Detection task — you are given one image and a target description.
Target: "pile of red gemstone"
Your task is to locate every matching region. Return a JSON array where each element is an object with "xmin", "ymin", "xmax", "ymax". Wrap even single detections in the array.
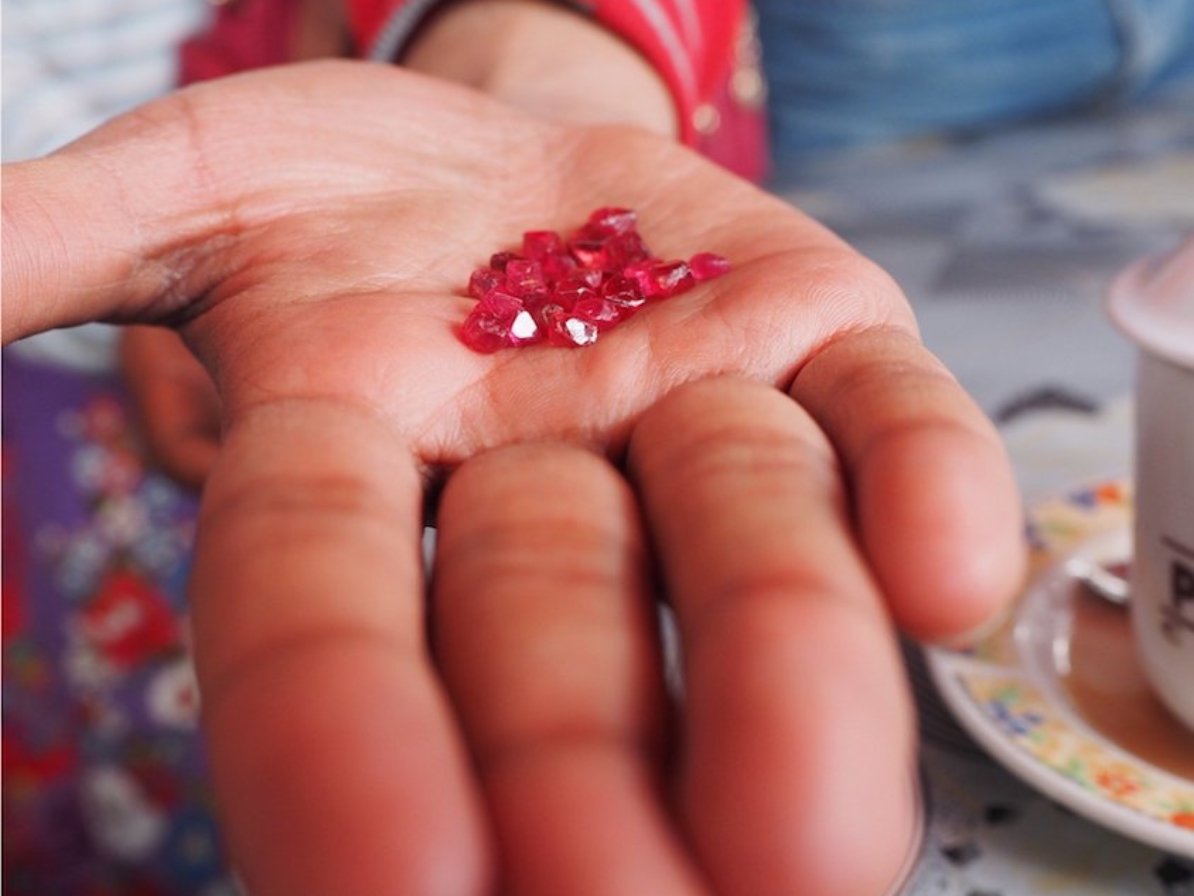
[{"xmin": 459, "ymin": 207, "xmax": 729, "ymax": 353}]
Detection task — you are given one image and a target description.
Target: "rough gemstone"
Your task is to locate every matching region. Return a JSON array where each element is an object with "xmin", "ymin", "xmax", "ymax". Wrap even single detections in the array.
[
  {"xmin": 586, "ymin": 206, "xmax": 637, "ymax": 237},
  {"xmin": 605, "ymin": 231, "xmax": 650, "ymax": 268},
  {"xmin": 568, "ymin": 237, "xmax": 607, "ymax": 269},
  {"xmin": 621, "ymin": 261, "xmax": 655, "ymax": 296},
  {"xmin": 489, "ymin": 251, "xmax": 519, "ymax": 271},
  {"xmin": 460, "ymin": 310, "xmax": 510, "ymax": 353},
  {"xmin": 504, "ymin": 259, "xmax": 546, "ymax": 298},
  {"xmin": 643, "ymin": 261, "xmax": 695, "ymax": 299},
  {"xmin": 542, "ymin": 252, "xmax": 578, "ymax": 282},
  {"xmin": 478, "ymin": 290, "xmax": 523, "ymax": 320},
  {"xmin": 573, "ymin": 295, "xmax": 626, "ymax": 330},
  {"xmin": 468, "ymin": 267, "xmax": 505, "ymax": 300},
  {"xmin": 553, "ymin": 276, "xmax": 597, "ymax": 311},
  {"xmin": 543, "ymin": 306, "xmax": 599, "ymax": 347},
  {"xmin": 601, "ymin": 275, "xmax": 646, "ymax": 308},
  {"xmin": 523, "ymin": 230, "xmax": 563, "ymax": 260},
  {"xmin": 689, "ymin": 251, "xmax": 731, "ymax": 281}
]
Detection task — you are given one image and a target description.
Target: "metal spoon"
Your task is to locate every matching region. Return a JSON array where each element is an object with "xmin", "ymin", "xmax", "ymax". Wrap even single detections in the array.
[{"xmin": 1071, "ymin": 557, "xmax": 1132, "ymax": 607}]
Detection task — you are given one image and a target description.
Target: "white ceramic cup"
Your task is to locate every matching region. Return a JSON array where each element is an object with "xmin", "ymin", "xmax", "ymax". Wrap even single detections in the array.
[{"xmin": 1108, "ymin": 237, "xmax": 1194, "ymax": 730}]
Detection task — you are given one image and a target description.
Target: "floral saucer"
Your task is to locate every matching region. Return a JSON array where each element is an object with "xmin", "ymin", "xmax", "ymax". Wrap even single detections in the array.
[{"xmin": 926, "ymin": 480, "xmax": 1194, "ymax": 857}]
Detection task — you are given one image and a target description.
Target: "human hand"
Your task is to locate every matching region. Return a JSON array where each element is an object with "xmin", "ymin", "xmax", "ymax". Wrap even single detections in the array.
[{"xmin": 3, "ymin": 62, "xmax": 1022, "ymax": 896}]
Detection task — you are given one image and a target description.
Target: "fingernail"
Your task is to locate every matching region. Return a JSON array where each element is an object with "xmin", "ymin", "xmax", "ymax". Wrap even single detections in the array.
[{"xmin": 934, "ymin": 605, "xmax": 1012, "ymax": 651}]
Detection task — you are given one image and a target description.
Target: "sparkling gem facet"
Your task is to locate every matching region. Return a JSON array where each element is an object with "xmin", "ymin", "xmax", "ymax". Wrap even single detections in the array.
[
  {"xmin": 542, "ymin": 306, "xmax": 599, "ymax": 347},
  {"xmin": 508, "ymin": 309, "xmax": 541, "ymax": 345}
]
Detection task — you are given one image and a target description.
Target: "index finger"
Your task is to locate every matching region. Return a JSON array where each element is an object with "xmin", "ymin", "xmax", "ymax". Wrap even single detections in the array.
[{"xmin": 188, "ymin": 399, "xmax": 490, "ymax": 896}]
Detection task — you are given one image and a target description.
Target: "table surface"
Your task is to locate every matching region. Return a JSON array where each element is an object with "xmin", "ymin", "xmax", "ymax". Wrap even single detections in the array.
[{"xmin": 772, "ymin": 85, "xmax": 1194, "ymax": 895}]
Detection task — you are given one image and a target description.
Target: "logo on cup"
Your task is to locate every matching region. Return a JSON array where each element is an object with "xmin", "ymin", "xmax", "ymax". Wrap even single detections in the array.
[{"xmin": 1161, "ymin": 537, "xmax": 1194, "ymax": 646}]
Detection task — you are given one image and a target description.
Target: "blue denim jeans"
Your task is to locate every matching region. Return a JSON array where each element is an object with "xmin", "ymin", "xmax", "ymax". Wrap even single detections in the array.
[{"xmin": 756, "ymin": 0, "xmax": 1194, "ymax": 157}]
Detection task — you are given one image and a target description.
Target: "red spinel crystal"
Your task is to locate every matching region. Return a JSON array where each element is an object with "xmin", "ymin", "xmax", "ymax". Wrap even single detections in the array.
[
  {"xmin": 489, "ymin": 251, "xmax": 519, "ymax": 272},
  {"xmin": 689, "ymin": 252, "xmax": 731, "ymax": 281},
  {"xmin": 568, "ymin": 237, "xmax": 607, "ymax": 269},
  {"xmin": 478, "ymin": 290, "xmax": 523, "ymax": 320},
  {"xmin": 522, "ymin": 230, "xmax": 563, "ymax": 260},
  {"xmin": 468, "ymin": 267, "xmax": 504, "ymax": 300},
  {"xmin": 573, "ymin": 295, "xmax": 626, "ymax": 330},
  {"xmin": 460, "ymin": 310, "xmax": 510, "ymax": 353},
  {"xmin": 586, "ymin": 207, "xmax": 637, "ymax": 237},
  {"xmin": 542, "ymin": 252, "xmax": 578, "ymax": 282},
  {"xmin": 553, "ymin": 276, "xmax": 597, "ymax": 311},
  {"xmin": 643, "ymin": 261, "xmax": 695, "ymax": 299},
  {"xmin": 602, "ymin": 275, "xmax": 646, "ymax": 308},
  {"xmin": 543, "ymin": 306, "xmax": 599, "ymax": 347},
  {"xmin": 605, "ymin": 231, "xmax": 650, "ymax": 269},
  {"xmin": 504, "ymin": 259, "xmax": 546, "ymax": 298}
]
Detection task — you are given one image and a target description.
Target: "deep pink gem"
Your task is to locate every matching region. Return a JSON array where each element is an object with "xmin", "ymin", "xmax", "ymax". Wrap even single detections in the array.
[
  {"xmin": 489, "ymin": 251, "xmax": 519, "ymax": 272},
  {"xmin": 602, "ymin": 275, "xmax": 646, "ymax": 308},
  {"xmin": 542, "ymin": 253, "xmax": 578, "ymax": 283},
  {"xmin": 573, "ymin": 295, "xmax": 626, "ymax": 330},
  {"xmin": 689, "ymin": 252, "xmax": 730, "ymax": 281},
  {"xmin": 504, "ymin": 259, "xmax": 546, "ymax": 298},
  {"xmin": 478, "ymin": 290, "xmax": 523, "ymax": 320},
  {"xmin": 522, "ymin": 230, "xmax": 563, "ymax": 260},
  {"xmin": 586, "ymin": 207, "xmax": 637, "ymax": 237},
  {"xmin": 621, "ymin": 261, "xmax": 655, "ymax": 296},
  {"xmin": 460, "ymin": 309, "xmax": 510, "ymax": 354},
  {"xmin": 578, "ymin": 268, "xmax": 604, "ymax": 288},
  {"xmin": 553, "ymin": 276, "xmax": 597, "ymax": 311},
  {"xmin": 467, "ymin": 267, "xmax": 504, "ymax": 300},
  {"xmin": 543, "ymin": 306, "xmax": 599, "ymax": 347},
  {"xmin": 569, "ymin": 237, "xmax": 607, "ymax": 270},
  {"xmin": 605, "ymin": 232, "xmax": 650, "ymax": 269},
  {"xmin": 643, "ymin": 261, "xmax": 695, "ymax": 299}
]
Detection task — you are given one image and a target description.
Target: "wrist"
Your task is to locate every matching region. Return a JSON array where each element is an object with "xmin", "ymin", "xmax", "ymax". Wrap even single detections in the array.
[{"xmin": 400, "ymin": 1, "xmax": 677, "ymax": 137}]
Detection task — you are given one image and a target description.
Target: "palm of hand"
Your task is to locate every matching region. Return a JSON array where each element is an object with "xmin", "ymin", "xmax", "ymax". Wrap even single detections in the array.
[{"xmin": 168, "ymin": 63, "xmax": 903, "ymax": 462}]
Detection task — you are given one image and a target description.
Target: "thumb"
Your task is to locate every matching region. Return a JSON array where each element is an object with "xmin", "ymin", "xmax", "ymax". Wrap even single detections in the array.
[{"xmin": 2, "ymin": 93, "xmax": 228, "ymax": 344}]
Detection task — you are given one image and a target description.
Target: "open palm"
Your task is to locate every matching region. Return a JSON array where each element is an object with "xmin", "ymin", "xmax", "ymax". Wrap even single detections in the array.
[{"xmin": 8, "ymin": 61, "xmax": 1023, "ymax": 896}]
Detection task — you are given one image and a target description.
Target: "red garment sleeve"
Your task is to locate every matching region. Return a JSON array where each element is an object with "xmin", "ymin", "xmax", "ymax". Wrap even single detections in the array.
[{"xmin": 346, "ymin": 0, "xmax": 767, "ymax": 180}]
